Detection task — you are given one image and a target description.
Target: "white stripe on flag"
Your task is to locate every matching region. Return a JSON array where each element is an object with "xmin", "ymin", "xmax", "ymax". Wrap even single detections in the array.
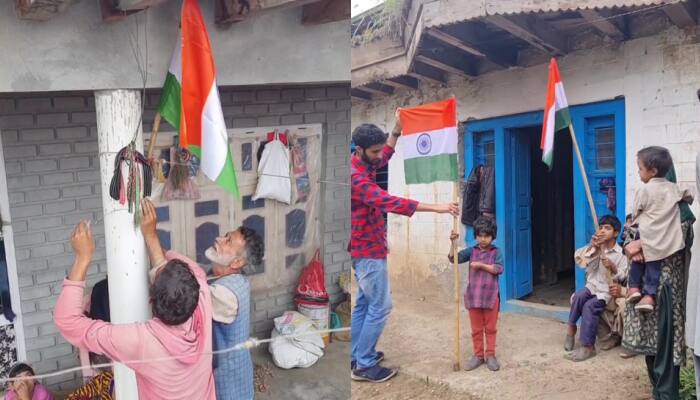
[
  {"xmin": 402, "ymin": 126, "xmax": 458, "ymax": 160},
  {"xmin": 542, "ymin": 106, "xmax": 555, "ymax": 155},
  {"xmin": 201, "ymin": 82, "xmax": 229, "ymax": 180},
  {"xmin": 168, "ymin": 36, "xmax": 182, "ymax": 82},
  {"xmin": 554, "ymin": 81, "xmax": 568, "ymax": 111}
]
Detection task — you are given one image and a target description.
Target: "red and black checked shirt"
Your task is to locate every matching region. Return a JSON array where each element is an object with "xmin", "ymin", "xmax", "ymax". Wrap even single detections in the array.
[{"xmin": 351, "ymin": 145, "xmax": 418, "ymax": 259}]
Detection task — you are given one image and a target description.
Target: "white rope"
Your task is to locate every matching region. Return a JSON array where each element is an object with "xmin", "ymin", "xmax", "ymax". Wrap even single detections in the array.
[{"xmin": 0, "ymin": 327, "xmax": 351, "ymax": 384}]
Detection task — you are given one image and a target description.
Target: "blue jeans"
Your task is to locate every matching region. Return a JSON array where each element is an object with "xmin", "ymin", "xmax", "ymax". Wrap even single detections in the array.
[
  {"xmin": 351, "ymin": 258, "xmax": 392, "ymax": 370},
  {"xmin": 629, "ymin": 259, "xmax": 662, "ymax": 296}
]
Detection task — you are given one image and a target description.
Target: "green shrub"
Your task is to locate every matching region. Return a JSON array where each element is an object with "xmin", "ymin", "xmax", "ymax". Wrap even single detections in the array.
[{"xmin": 681, "ymin": 364, "xmax": 696, "ymax": 400}]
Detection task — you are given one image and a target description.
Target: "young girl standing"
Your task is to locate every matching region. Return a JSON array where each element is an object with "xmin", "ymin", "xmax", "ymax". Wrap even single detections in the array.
[{"xmin": 449, "ymin": 217, "xmax": 504, "ymax": 371}]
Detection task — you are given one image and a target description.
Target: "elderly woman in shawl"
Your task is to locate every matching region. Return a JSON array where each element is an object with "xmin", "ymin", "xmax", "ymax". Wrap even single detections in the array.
[{"xmin": 621, "ymin": 156, "xmax": 695, "ymax": 400}]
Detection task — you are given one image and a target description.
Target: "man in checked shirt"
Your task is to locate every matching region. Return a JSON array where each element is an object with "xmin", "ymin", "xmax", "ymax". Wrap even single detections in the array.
[{"xmin": 350, "ymin": 112, "xmax": 459, "ymax": 383}]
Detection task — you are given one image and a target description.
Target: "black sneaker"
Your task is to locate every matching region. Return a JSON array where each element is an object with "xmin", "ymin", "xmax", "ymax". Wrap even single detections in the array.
[
  {"xmin": 351, "ymin": 365, "xmax": 398, "ymax": 383},
  {"xmin": 351, "ymin": 351, "xmax": 385, "ymax": 370}
]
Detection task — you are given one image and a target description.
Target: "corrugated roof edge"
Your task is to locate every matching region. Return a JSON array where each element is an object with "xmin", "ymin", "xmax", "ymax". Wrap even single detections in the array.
[
  {"xmin": 425, "ymin": 0, "xmax": 669, "ymax": 29},
  {"xmin": 485, "ymin": 0, "xmax": 668, "ymax": 17}
]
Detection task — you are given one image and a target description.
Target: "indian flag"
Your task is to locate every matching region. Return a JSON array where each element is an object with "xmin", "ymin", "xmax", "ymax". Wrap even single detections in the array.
[
  {"xmin": 158, "ymin": 0, "xmax": 239, "ymax": 197},
  {"xmin": 540, "ymin": 58, "xmax": 572, "ymax": 170},
  {"xmin": 399, "ymin": 98, "xmax": 459, "ymax": 184}
]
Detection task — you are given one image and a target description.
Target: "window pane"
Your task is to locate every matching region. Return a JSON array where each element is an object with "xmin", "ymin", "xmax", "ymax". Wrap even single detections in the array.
[
  {"xmin": 196, "ymin": 222, "xmax": 219, "ymax": 264},
  {"xmin": 242, "ymin": 195, "xmax": 265, "ymax": 210},
  {"xmin": 155, "ymin": 206, "xmax": 170, "ymax": 222},
  {"xmin": 286, "ymin": 254, "xmax": 300, "ymax": 269},
  {"xmin": 595, "ymin": 127, "xmax": 615, "ymax": 170},
  {"xmin": 194, "ymin": 200, "xmax": 219, "ymax": 217},
  {"xmin": 484, "ymin": 141, "xmax": 495, "ymax": 167},
  {"xmin": 286, "ymin": 209, "xmax": 306, "ymax": 249},
  {"xmin": 243, "ymin": 215, "xmax": 265, "ymax": 275},
  {"xmin": 242, "ymin": 143, "xmax": 253, "ymax": 171},
  {"xmin": 157, "ymin": 229, "xmax": 171, "ymax": 250}
]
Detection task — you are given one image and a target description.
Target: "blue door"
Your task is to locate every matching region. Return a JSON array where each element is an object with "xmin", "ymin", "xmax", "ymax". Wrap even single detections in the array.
[
  {"xmin": 570, "ymin": 100, "xmax": 626, "ymax": 290},
  {"xmin": 508, "ymin": 129, "xmax": 533, "ymax": 298},
  {"xmin": 465, "ymin": 99, "xmax": 625, "ymax": 307}
]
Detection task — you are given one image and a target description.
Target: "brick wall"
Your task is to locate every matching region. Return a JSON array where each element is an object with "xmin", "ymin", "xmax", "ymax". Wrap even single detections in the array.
[{"xmin": 0, "ymin": 83, "xmax": 350, "ymax": 390}]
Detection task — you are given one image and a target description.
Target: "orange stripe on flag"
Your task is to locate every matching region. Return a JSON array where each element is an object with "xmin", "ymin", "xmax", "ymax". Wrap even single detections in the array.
[
  {"xmin": 180, "ymin": 0, "xmax": 216, "ymax": 149},
  {"xmin": 399, "ymin": 98, "xmax": 457, "ymax": 136},
  {"xmin": 540, "ymin": 58, "xmax": 561, "ymax": 150}
]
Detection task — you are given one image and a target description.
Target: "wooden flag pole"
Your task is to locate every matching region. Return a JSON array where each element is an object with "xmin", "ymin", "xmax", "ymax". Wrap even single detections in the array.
[
  {"xmin": 452, "ymin": 182, "xmax": 461, "ymax": 371},
  {"xmin": 452, "ymin": 103, "xmax": 461, "ymax": 371},
  {"xmin": 568, "ymin": 125, "xmax": 612, "ymax": 283},
  {"xmin": 146, "ymin": 112, "xmax": 163, "ymax": 160}
]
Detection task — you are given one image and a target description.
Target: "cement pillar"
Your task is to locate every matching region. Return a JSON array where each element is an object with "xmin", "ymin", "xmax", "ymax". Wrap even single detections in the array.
[{"xmin": 95, "ymin": 89, "xmax": 151, "ymax": 399}]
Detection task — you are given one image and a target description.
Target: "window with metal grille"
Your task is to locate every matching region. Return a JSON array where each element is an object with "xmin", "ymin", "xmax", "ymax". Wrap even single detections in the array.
[
  {"xmin": 594, "ymin": 127, "xmax": 615, "ymax": 171},
  {"xmin": 474, "ymin": 130, "xmax": 495, "ymax": 167}
]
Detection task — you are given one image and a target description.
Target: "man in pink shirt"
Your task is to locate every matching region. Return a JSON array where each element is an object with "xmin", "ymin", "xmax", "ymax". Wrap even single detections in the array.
[{"xmin": 54, "ymin": 199, "xmax": 215, "ymax": 400}]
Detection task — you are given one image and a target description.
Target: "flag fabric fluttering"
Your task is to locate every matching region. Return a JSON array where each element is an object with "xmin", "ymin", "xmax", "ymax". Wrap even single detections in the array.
[
  {"xmin": 540, "ymin": 58, "xmax": 572, "ymax": 170},
  {"xmin": 398, "ymin": 98, "xmax": 459, "ymax": 184},
  {"xmin": 158, "ymin": 0, "xmax": 239, "ymax": 197}
]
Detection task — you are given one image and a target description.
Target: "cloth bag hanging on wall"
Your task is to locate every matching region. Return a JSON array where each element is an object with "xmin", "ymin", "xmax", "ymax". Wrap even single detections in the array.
[{"xmin": 253, "ymin": 131, "xmax": 291, "ymax": 204}]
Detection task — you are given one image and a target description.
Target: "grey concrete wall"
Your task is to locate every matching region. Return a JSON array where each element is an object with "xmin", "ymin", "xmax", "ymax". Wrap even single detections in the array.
[
  {"xmin": 0, "ymin": 84, "xmax": 350, "ymax": 391},
  {"xmin": 0, "ymin": 1, "xmax": 350, "ymax": 92}
]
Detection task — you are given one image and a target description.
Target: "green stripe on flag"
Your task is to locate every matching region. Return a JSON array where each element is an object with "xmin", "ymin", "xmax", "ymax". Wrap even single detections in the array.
[
  {"xmin": 542, "ymin": 150, "xmax": 553, "ymax": 170},
  {"xmin": 158, "ymin": 73, "xmax": 181, "ymax": 129},
  {"xmin": 216, "ymin": 150, "xmax": 240, "ymax": 197},
  {"xmin": 554, "ymin": 107, "xmax": 571, "ymax": 132},
  {"xmin": 187, "ymin": 145, "xmax": 240, "ymax": 197},
  {"xmin": 404, "ymin": 153, "xmax": 459, "ymax": 184}
]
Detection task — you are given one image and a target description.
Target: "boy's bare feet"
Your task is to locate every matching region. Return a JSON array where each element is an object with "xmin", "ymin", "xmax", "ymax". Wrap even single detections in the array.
[
  {"xmin": 564, "ymin": 334, "xmax": 575, "ymax": 351},
  {"xmin": 564, "ymin": 324, "xmax": 576, "ymax": 351},
  {"xmin": 565, "ymin": 346, "xmax": 596, "ymax": 362}
]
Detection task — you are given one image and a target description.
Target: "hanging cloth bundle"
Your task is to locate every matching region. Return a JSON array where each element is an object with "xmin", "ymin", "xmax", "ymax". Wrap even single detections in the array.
[
  {"xmin": 162, "ymin": 147, "xmax": 200, "ymax": 201},
  {"xmin": 109, "ymin": 143, "xmax": 153, "ymax": 225},
  {"xmin": 253, "ymin": 130, "xmax": 291, "ymax": 204}
]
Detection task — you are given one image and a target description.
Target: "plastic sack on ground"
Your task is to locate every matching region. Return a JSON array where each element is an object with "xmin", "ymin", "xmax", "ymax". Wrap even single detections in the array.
[{"xmin": 269, "ymin": 311, "xmax": 325, "ymax": 369}]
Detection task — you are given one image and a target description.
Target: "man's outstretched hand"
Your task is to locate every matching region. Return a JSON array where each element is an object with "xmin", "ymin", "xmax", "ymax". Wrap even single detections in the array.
[
  {"xmin": 69, "ymin": 220, "xmax": 95, "ymax": 281},
  {"xmin": 140, "ymin": 198, "xmax": 158, "ymax": 239},
  {"xmin": 140, "ymin": 198, "xmax": 167, "ymax": 269},
  {"xmin": 71, "ymin": 220, "xmax": 94, "ymax": 264},
  {"xmin": 417, "ymin": 202, "xmax": 460, "ymax": 216},
  {"xmin": 439, "ymin": 202, "xmax": 460, "ymax": 216}
]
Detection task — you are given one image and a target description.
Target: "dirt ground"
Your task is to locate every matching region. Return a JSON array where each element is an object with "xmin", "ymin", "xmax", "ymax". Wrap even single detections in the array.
[{"xmin": 352, "ymin": 290, "xmax": 653, "ymax": 400}]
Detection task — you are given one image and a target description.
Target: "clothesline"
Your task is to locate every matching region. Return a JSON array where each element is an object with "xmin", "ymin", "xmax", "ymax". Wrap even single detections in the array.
[{"xmin": 0, "ymin": 327, "xmax": 351, "ymax": 385}]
